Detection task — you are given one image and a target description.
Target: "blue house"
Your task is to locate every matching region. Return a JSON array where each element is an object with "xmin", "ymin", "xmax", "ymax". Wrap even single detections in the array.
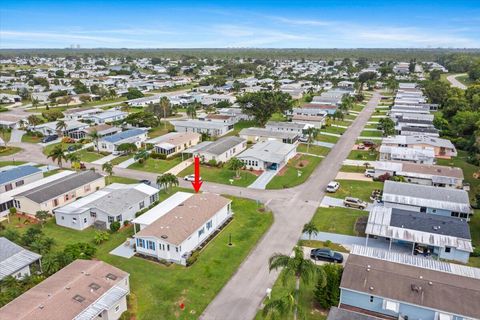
[
  {"xmin": 382, "ymin": 181, "xmax": 472, "ymax": 220},
  {"xmin": 338, "ymin": 245, "xmax": 480, "ymax": 320}
]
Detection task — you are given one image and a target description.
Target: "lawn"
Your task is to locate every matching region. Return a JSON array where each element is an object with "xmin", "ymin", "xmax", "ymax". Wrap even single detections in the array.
[
  {"xmin": 178, "ymin": 164, "xmax": 258, "ymax": 187},
  {"xmin": 347, "ymin": 150, "xmax": 378, "ymax": 161},
  {"xmin": 267, "ymin": 154, "xmax": 322, "ymax": 189},
  {"xmin": 351, "ymin": 104, "xmax": 364, "ymax": 112},
  {"xmin": 128, "ymin": 157, "xmax": 183, "ymax": 174},
  {"xmin": 73, "ymin": 149, "xmax": 105, "ymax": 163},
  {"xmin": 148, "ymin": 122, "xmax": 174, "ymax": 138},
  {"xmin": 81, "ymin": 97, "xmax": 127, "ymax": 107},
  {"xmin": 330, "ymin": 120, "xmax": 351, "ymax": 127},
  {"xmin": 297, "ymin": 144, "xmax": 330, "ymax": 157},
  {"xmin": 329, "ymin": 180, "xmax": 384, "ymax": 202},
  {"xmin": 323, "ymin": 126, "xmax": 345, "ymax": 135},
  {"xmin": 110, "ymin": 154, "xmax": 132, "ymax": 166},
  {"xmin": 360, "ymin": 130, "xmax": 383, "ymax": 137},
  {"xmin": 106, "ymin": 175, "xmax": 140, "ymax": 185},
  {"xmin": 42, "ymin": 142, "xmax": 82, "ymax": 156},
  {"xmin": 0, "ymin": 146, "xmax": 22, "ymax": 156},
  {"xmin": 225, "ymin": 120, "xmax": 256, "ymax": 136},
  {"xmin": 0, "ymin": 160, "xmax": 26, "ymax": 167},
  {"xmin": 316, "ymin": 134, "xmax": 339, "ymax": 144},
  {"xmin": 270, "ymin": 112, "xmax": 287, "ymax": 122},
  {"xmin": 21, "ymin": 134, "xmax": 42, "ymax": 143},
  {"xmin": 339, "ymin": 165, "xmax": 372, "ymax": 173},
  {"xmin": 310, "ymin": 206, "xmax": 368, "ymax": 236},
  {"xmin": 367, "ymin": 117, "xmax": 381, "ymax": 123}
]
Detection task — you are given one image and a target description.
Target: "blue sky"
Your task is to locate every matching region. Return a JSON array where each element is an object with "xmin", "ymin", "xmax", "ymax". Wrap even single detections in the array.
[{"xmin": 1, "ymin": 0, "xmax": 480, "ymax": 48}]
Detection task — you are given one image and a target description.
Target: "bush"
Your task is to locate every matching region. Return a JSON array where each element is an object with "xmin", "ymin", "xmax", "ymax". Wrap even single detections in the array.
[
  {"xmin": 86, "ymin": 146, "xmax": 94, "ymax": 152},
  {"xmin": 123, "ymin": 220, "xmax": 130, "ymax": 227},
  {"xmin": 208, "ymin": 159, "xmax": 217, "ymax": 167},
  {"xmin": 186, "ymin": 250, "xmax": 200, "ymax": 266},
  {"xmin": 110, "ymin": 221, "xmax": 121, "ymax": 232},
  {"xmin": 472, "ymin": 247, "xmax": 480, "ymax": 257},
  {"xmin": 9, "ymin": 207, "xmax": 17, "ymax": 215}
]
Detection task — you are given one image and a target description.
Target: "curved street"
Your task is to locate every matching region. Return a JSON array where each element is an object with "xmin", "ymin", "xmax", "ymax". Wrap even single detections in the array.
[
  {"xmin": 446, "ymin": 73, "xmax": 467, "ymax": 90},
  {"xmin": 0, "ymin": 91, "xmax": 381, "ymax": 320}
]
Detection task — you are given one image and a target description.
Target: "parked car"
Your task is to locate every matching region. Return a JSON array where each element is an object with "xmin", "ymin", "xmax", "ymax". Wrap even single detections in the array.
[
  {"xmin": 364, "ymin": 169, "xmax": 375, "ymax": 177},
  {"xmin": 310, "ymin": 248, "xmax": 344, "ymax": 263},
  {"xmin": 67, "ymin": 145, "xmax": 77, "ymax": 152},
  {"xmin": 139, "ymin": 179, "xmax": 151, "ymax": 185},
  {"xmin": 326, "ymin": 181, "xmax": 340, "ymax": 193},
  {"xmin": 362, "ymin": 140, "xmax": 376, "ymax": 148},
  {"xmin": 184, "ymin": 174, "xmax": 202, "ymax": 182},
  {"xmin": 357, "ymin": 143, "xmax": 366, "ymax": 150},
  {"xmin": 41, "ymin": 134, "xmax": 58, "ymax": 143},
  {"xmin": 113, "ymin": 150, "xmax": 127, "ymax": 156},
  {"xmin": 343, "ymin": 197, "xmax": 367, "ymax": 210},
  {"xmin": 298, "ymin": 136, "xmax": 309, "ymax": 143}
]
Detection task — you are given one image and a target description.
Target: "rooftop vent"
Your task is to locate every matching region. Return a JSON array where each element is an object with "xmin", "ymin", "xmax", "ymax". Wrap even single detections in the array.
[
  {"xmin": 106, "ymin": 273, "xmax": 117, "ymax": 281},
  {"xmin": 73, "ymin": 294, "xmax": 85, "ymax": 303},
  {"xmin": 411, "ymin": 284, "xmax": 422, "ymax": 293},
  {"xmin": 89, "ymin": 283, "xmax": 101, "ymax": 291},
  {"xmin": 161, "ymin": 235, "xmax": 168, "ymax": 239}
]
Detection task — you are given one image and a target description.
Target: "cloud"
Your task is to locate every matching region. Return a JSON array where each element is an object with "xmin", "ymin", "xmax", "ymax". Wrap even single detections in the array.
[{"xmin": 269, "ymin": 16, "xmax": 331, "ymax": 26}]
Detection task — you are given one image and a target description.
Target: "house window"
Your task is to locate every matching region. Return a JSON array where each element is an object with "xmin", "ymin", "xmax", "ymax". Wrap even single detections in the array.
[
  {"xmin": 53, "ymin": 199, "xmax": 59, "ymax": 206},
  {"xmin": 445, "ymin": 247, "xmax": 452, "ymax": 253},
  {"xmin": 451, "ymin": 212, "xmax": 460, "ymax": 217},
  {"xmin": 64, "ymin": 194, "xmax": 70, "ymax": 201},
  {"xmin": 61, "ymin": 216, "xmax": 64, "ymax": 220},
  {"xmin": 83, "ymin": 217, "xmax": 87, "ymax": 223},
  {"xmin": 136, "ymin": 238, "xmax": 145, "ymax": 248},
  {"xmin": 198, "ymin": 227, "xmax": 205, "ymax": 237},
  {"xmin": 72, "ymin": 217, "xmax": 77, "ymax": 224},
  {"xmin": 460, "ymin": 213, "xmax": 469, "ymax": 219},
  {"xmin": 108, "ymin": 216, "xmax": 114, "ymax": 223},
  {"xmin": 369, "ymin": 296, "xmax": 374, "ymax": 303},
  {"xmin": 206, "ymin": 220, "xmax": 213, "ymax": 230},
  {"xmin": 382, "ymin": 299, "xmax": 399, "ymax": 313},
  {"xmin": 5, "ymin": 184, "xmax": 12, "ymax": 191},
  {"xmin": 115, "ymin": 305, "xmax": 120, "ymax": 312},
  {"xmin": 84, "ymin": 184, "xmax": 91, "ymax": 192},
  {"xmin": 139, "ymin": 201, "xmax": 145, "ymax": 209},
  {"xmin": 147, "ymin": 241, "xmax": 155, "ymax": 250},
  {"xmin": 167, "ymin": 244, "xmax": 170, "ymax": 251},
  {"xmin": 116, "ymin": 215, "xmax": 122, "ymax": 222},
  {"xmin": 15, "ymin": 180, "xmax": 24, "ymax": 187},
  {"xmin": 90, "ymin": 212, "xmax": 97, "ymax": 218}
]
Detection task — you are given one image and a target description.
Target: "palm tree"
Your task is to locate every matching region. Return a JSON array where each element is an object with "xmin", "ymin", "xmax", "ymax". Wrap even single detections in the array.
[
  {"xmin": 0, "ymin": 127, "xmax": 10, "ymax": 147},
  {"xmin": 262, "ymin": 291, "xmax": 295, "ymax": 320},
  {"xmin": 88, "ymin": 130, "xmax": 101, "ymax": 152},
  {"xmin": 102, "ymin": 162, "xmax": 114, "ymax": 176},
  {"xmin": 227, "ymin": 157, "xmax": 244, "ymax": 178},
  {"xmin": 31, "ymin": 98, "xmax": 40, "ymax": 110},
  {"xmin": 156, "ymin": 173, "xmax": 178, "ymax": 193},
  {"xmin": 269, "ymin": 246, "xmax": 325, "ymax": 320},
  {"xmin": 156, "ymin": 174, "xmax": 168, "ymax": 192},
  {"xmin": 160, "ymin": 96, "xmax": 170, "ymax": 128},
  {"xmin": 66, "ymin": 153, "xmax": 80, "ymax": 168},
  {"xmin": 304, "ymin": 127, "xmax": 319, "ymax": 153},
  {"xmin": 56, "ymin": 120, "xmax": 67, "ymax": 137},
  {"xmin": 47, "ymin": 145, "xmax": 67, "ymax": 167},
  {"xmin": 27, "ymin": 114, "xmax": 41, "ymax": 130},
  {"xmin": 42, "ymin": 253, "xmax": 60, "ymax": 275},
  {"xmin": 302, "ymin": 222, "xmax": 318, "ymax": 240},
  {"xmin": 186, "ymin": 104, "xmax": 197, "ymax": 119}
]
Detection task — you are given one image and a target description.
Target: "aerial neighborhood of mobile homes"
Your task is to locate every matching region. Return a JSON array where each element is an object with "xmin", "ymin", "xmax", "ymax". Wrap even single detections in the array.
[{"xmin": 0, "ymin": 48, "xmax": 479, "ymax": 320}]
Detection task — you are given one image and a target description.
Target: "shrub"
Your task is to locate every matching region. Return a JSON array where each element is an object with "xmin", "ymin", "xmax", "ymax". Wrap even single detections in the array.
[
  {"xmin": 86, "ymin": 146, "xmax": 94, "ymax": 152},
  {"xmin": 324, "ymin": 240, "xmax": 332, "ymax": 247},
  {"xmin": 472, "ymin": 247, "xmax": 480, "ymax": 257},
  {"xmin": 150, "ymin": 152, "xmax": 166, "ymax": 160},
  {"xmin": 123, "ymin": 220, "xmax": 130, "ymax": 227},
  {"xmin": 186, "ymin": 250, "xmax": 200, "ymax": 266},
  {"xmin": 110, "ymin": 221, "xmax": 121, "ymax": 232},
  {"xmin": 208, "ymin": 159, "xmax": 217, "ymax": 167},
  {"xmin": 9, "ymin": 207, "xmax": 17, "ymax": 215}
]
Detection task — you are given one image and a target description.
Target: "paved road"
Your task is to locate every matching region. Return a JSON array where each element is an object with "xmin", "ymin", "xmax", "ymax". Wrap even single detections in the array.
[
  {"xmin": 446, "ymin": 73, "xmax": 467, "ymax": 90},
  {"xmin": 1, "ymin": 91, "xmax": 382, "ymax": 320},
  {"xmin": 200, "ymin": 91, "xmax": 381, "ymax": 320}
]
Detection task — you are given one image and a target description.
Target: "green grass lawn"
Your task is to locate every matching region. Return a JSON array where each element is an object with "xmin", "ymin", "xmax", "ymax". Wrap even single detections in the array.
[
  {"xmin": 367, "ymin": 117, "xmax": 381, "ymax": 123},
  {"xmin": 329, "ymin": 180, "xmax": 383, "ymax": 202},
  {"xmin": 128, "ymin": 157, "xmax": 183, "ymax": 174},
  {"xmin": 316, "ymin": 134, "xmax": 339, "ymax": 144},
  {"xmin": 106, "ymin": 175, "xmax": 140, "ymax": 185},
  {"xmin": 345, "ymin": 114, "xmax": 357, "ymax": 120},
  {"xmin": 267, "ymin": 155, "xmax": 322, "ymax": 189},
  {"xmin": 347, "ymin": 150, "xmax": 378, "ymax": 161},
  {"xmin": 323, "ymin": 126, "xmax": 346, "ymax": 135},
  {"xmin": 351, "ymin": 104, "xmax": 364, "ymax": 112},
  {"xmin": 73, "ymin": 149, "xmax": 105, "ymax": 163},
  {"xmin": 297, "ymin": 144, "xmax": 330, "ymax": 157},
  {"xmin": 339, "ymin": 165, "xmax": 373, "ymax": 173},
  {"xmin": 148, "ymin": 122, "xmax": 174, "ymax": 138},
  {"xmin": 270, "ymin": 112, "xmax": 287, "ymax": 122},
  {"xmin": 110, "ymin": 154, "xmax": 132, "ymax": 166},
  {"xmin": 311, "ymin": 206, "xmax": 368, "ymax": 236},
  {"xmin": 81, "ymin": 97, "xmax": 127, "ymax": 107},
  {"xmin": 360, "ymin": 130, "xmax": 383, "ymax": 137},
  {"xmin": 0, "ymin": 160, "xmax": 26, "ymax": 167},
  {"xmin": 21, "ymin": 134, "xmax": 42, "ymax": 143},
  {"xmin": 0, "ymin": 146, "xmax": 22, "ymax": 156},
  {"xmin": 178, "ymin": 165, "xmax": 258, "ymax": 187},
  {"xmin": 42, "ymin": 142, "xmax": 82, "ymax": 156},
  {"xmin": 43, "ymin": 168, "xmax": 66, "ymax": 177},
  {"xmin": 225, "ymin": 120, "xmax": 256, "ymax": 136},
  {"xmin": 330, "ymin": 120, "xmax": 351, "ymax": 127}
]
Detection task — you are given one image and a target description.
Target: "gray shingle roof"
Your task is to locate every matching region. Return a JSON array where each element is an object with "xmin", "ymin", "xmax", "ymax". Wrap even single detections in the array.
[
  {"xmin": 0, "ymin": 165, "xmax": 41, "ymax": 185},
  {"xmin": 16, "ymin": 170, "xmax": 104, "ymax": 203},
  {"xmin": 390, "ymin": 208, "xmax": 471, "ymax": 239}
]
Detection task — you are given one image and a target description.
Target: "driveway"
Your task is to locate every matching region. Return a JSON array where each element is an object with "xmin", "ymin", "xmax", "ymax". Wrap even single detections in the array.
[
  {"xmin": 335, "ymin": 172, "xmax": 372, "ymax": 181},
  {"xmin": 248, "ymin": 170, "xmax": 277, "ymax": 190},
  {"xmin": 311, "ymin": 140, "xmax": 335, "ymax": 148},
  {"xmin": 9, "ymin": 129, "xmax": 25, "ymax": 143},
  {"xmin": 302, "ymin": 246, "xmax": 349, "ymax": 267}
]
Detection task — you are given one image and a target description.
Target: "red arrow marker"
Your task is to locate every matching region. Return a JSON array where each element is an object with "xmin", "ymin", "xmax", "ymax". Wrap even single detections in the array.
[{"xmin": 191, "ymin": 156, "xmax": 202, "ymax": 193}]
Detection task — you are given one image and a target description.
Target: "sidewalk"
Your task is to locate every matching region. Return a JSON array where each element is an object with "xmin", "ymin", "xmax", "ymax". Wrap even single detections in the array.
[{"xmin": 248, "ymin": 170, "xmax": 276, "ymax": 189}]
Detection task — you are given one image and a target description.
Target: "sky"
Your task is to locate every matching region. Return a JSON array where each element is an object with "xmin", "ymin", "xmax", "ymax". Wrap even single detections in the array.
[{"xmin": 1, "ymin": 0, "xmax": 480, "ymax": 49}]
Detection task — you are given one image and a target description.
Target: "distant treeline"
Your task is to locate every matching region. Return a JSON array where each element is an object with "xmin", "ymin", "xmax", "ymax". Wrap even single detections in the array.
[{"xmin": 1, "ymin": 48, "xmax": 480, "ymax": 62}]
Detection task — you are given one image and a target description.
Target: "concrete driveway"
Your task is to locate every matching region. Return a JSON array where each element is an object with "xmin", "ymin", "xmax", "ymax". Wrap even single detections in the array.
[{"xmin": 335, "ymin": 172, "xmax": 373, "ymax": 181}]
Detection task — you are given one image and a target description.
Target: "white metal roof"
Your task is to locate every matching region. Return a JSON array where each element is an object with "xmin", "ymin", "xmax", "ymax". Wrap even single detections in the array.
[
  {"xmin": 132, "ymin": 192, "xmax": 193, "ymax": 226},
  {"xmin": 351, "ymin": 245, "xmax": 480, "ymax": 280},
  {"xmin": 73, "ymin": 286, "xmax": 129, "ymax": 320}
]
